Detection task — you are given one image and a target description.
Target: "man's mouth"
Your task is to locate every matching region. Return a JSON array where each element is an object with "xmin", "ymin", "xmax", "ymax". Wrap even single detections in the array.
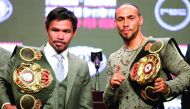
[
  {"xmin": 54, "ymin": 40, "xmax": 66, "ymax": 46},
  {"xmin": 122, "ymin": 28, "xmax": 132, "ymax": 32}
]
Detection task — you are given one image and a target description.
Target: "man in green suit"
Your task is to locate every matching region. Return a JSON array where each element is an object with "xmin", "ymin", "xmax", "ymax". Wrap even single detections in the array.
[
  {"xmin": 0, "ymin": 7, "xmax": 93, "ymax": 109},
  {"xmin": 43, "ymin": 7, "xmax": 93, "ymax": 109}
]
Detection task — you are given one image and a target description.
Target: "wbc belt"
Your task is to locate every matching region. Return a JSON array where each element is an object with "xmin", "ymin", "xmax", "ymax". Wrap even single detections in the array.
[
  {"xmin": 129, "ymin": 40, "xmax": 165, "ymax": 105},
  {"xmin": 11, "ymin": 46, "xmax": 55, "ymax": 109}
]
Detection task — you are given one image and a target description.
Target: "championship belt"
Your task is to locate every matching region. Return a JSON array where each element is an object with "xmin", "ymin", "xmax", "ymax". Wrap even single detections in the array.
[
  {"xmin": 13, "ymin": 62, "xmax": 53, "ymax": 93},
  {"xmin": 129, "ymin": 40, "xmax": 165, "ymax": 105},
  {"xmin": 11, "ymin": 47, "xmax": 55, "ymax": 109}
]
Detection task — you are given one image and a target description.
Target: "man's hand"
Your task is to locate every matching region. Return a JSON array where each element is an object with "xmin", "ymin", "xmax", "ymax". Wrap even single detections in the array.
[
  {"xmin": 110, "ymin": 65, "xmax": 125, "ymax": 89},
  {"xmin": 153, "ymin": 77, "xmax": 170, "ymax": 94},
  {"xmin": 35, "ymin": 99, "xmax": 41, "ymax": 109},
  {"xmin": 3, "ymin": 104, "xmax": 16, "ymax": 109}
]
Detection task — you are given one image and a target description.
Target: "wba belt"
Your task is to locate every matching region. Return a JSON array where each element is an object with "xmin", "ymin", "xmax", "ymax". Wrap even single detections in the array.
[
  {"xmin": 129, "ymin": 39, "xmax": 165, "ymax": 106},
  {"xmin": 11, "ymin": 46, "xmax": 55, "ymax": 109}
]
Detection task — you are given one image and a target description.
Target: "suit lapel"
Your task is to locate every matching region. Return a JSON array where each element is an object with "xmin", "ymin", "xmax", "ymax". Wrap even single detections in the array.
[
  {"xmin": 39, "ymin": 44, "xmax": 56, "ymax": 80},
  {"xmin": 65, "ymin": 53, "xmax": 78, "ymax": 105}
]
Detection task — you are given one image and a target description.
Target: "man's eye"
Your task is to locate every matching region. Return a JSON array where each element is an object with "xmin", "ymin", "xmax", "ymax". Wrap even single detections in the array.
[
  {"xmin": 52, "ymin": 29, "xmax": 59, "ymax": 32},
  {"xmin": 129, "ymin": 17, "xmax": 134, "ymax": 20},
  {"xmin": 116, "ymin": 18, "xmax": 124, "ymax": 21},
  {"xmin": 63, "ymin": 30, "xmax": 71, "ymax": 33}
]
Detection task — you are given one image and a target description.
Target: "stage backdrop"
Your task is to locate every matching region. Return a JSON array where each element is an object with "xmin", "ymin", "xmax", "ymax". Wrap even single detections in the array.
[{"xmin": 0, "ymin": 1, "xmax": 190, "ymax": 108}]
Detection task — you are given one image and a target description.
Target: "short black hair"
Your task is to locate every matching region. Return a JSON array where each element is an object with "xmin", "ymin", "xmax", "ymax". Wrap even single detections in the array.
[{"xmin": 45, "ymin": 7, "xmax": 78, "ymax": 32}]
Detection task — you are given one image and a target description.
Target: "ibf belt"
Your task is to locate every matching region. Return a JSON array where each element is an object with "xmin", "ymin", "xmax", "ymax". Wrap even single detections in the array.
[
  {"xmin": 12, "ymin": 47, "xmax": 54, "ymax": 109},
  {"xmin": 129, "ymin": 40, "xmax": 164, "ymax": 105},
  {"xmin": 13, "ymin": 62, "xmax": 53, "ymax": 93}
]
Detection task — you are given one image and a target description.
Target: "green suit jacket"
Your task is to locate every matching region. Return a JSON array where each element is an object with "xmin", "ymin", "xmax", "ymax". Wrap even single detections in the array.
[
  {"xmin": 43, "ymin": 52, "xmax": 93, "ymax": 109},
  {"xmin": 0, "ymin": 45, "xmax": 93, "ymax": 109},
  {"xmin": 0, "ymin": 46, "xmax": 56, "ymax": 109}
]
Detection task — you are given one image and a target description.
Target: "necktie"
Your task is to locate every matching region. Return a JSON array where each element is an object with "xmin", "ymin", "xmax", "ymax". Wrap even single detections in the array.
[{"xmin": 54, "ymin": 54, "xmax": 64, "ymax": 82}]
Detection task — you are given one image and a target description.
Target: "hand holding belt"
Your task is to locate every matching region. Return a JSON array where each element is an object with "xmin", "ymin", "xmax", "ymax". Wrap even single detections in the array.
[{"xmin": 129, "ymin": 40, "xmax": 164, "ymax": 103}]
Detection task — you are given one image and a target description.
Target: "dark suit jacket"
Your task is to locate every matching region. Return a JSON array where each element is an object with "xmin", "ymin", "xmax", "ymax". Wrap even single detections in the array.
[{"xmin": 186, "ymin": 44, "xmax": 190, "ymax": 63}]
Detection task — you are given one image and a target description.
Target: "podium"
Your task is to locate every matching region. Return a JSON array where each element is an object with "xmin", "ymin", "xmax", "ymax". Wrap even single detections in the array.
[{"xmin": 92, "ymin": 91, "xmax": 107, "ymax": 109}]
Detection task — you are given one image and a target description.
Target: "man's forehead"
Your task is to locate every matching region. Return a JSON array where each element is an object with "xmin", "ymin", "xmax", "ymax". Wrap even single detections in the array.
[
  {"xmin": 116, "ymin": 5, "xmax": 139, "ymax": 16},
  {"xmin": 117, "ymin": 4, "xmax": 137, "ymax": 13}
]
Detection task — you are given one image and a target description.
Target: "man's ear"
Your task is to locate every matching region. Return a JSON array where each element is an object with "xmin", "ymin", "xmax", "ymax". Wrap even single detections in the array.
[
  {"xmin": 73, "ymin": 31, "xmax": 77, "ymax": 37},
  {"xmin": 114, "ymin": 19, "xmax": 118, "ymax": 27},
  {"xmin": 139, "ymin": 16, "xmax": 143, "ymax": 26}
]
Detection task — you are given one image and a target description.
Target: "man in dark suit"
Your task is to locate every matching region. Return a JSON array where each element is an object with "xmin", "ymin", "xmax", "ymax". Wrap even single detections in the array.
[
  {"xmin": 0, "ymin": 47, "xmax": 11, "ymax": 67},
  {"xmin": 181, "ymin": 44, "xmax": 190, "ymax": 109},
  {"xmin": 0, "ymin": 7, "xmax": 93, "ymax": 109}
]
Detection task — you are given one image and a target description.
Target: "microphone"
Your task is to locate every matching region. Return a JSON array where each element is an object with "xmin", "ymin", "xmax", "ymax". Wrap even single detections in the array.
[
  {"xmin": 94, "ymin": 54, "xmax": 101, "ymax": 69},
  {"xmin": 91, "ymin": 49, "xmax": 102, "ymax": 70},
  {"xmin": 91, "ymin": 49, "xmax": 102, "ymax": 91}
]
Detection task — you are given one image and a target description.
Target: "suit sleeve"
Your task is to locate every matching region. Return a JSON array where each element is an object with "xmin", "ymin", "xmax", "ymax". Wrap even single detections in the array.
[
  {"xmin": 0, "ymin": 48, "xmax": 13, "ymax": 107},
  {"xmin": 0, "ymin": 60, "xmax": 14, "ymax": 107},
  {"xmin": 78, "ymin": 62, "xmax": 93, "ymax": 109},
  {"xmin": 0, "ymin": 47, "xmax": 11, "ymax": 67}
]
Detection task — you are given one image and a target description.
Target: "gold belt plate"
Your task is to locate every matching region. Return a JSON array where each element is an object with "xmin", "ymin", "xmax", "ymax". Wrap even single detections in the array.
[
  {"xmin": 130, "ymin": 53, "xmax": 161, "ymax": 85},
  {"xmin": 13, "ymin": 63, "xmax": 53, "ymax": 93}
]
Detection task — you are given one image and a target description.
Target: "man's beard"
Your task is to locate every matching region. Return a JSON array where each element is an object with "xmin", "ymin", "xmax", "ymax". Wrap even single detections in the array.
[
  {"xmin": 53, "ymin": 44, "xmax": 67, "ymax": 54},
  {"xmin": 120, "ymin": 29, "xmax": 138, "ymax": 43}
]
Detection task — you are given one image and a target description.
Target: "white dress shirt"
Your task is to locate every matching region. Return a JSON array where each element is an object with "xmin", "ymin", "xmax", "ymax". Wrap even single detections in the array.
[{"xmin": 44, "ymin": 43, "xmax": 68, "ymax": 81}]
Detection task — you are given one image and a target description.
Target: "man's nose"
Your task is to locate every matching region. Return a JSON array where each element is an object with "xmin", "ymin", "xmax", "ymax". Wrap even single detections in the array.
[
  {"xmin": 123, "ymin": 19, "xmax": 129, "ymax": 27},
  {"xmin": 57, "ymin": 32, "xmax": 64, "ymax": 39}
]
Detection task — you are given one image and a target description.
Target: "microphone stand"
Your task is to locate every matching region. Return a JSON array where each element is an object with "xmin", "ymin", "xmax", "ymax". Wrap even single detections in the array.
[
  {"xmin": 95, "ymin": 69, "xmax": 100, "ymax": 91},
  {"xmin": 91, "ymin": 51, "xmax": 102, "ymax": 91},
  {"xmin": 94, "ymin": 56, "xmax": 100, "ymax": 91}
]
